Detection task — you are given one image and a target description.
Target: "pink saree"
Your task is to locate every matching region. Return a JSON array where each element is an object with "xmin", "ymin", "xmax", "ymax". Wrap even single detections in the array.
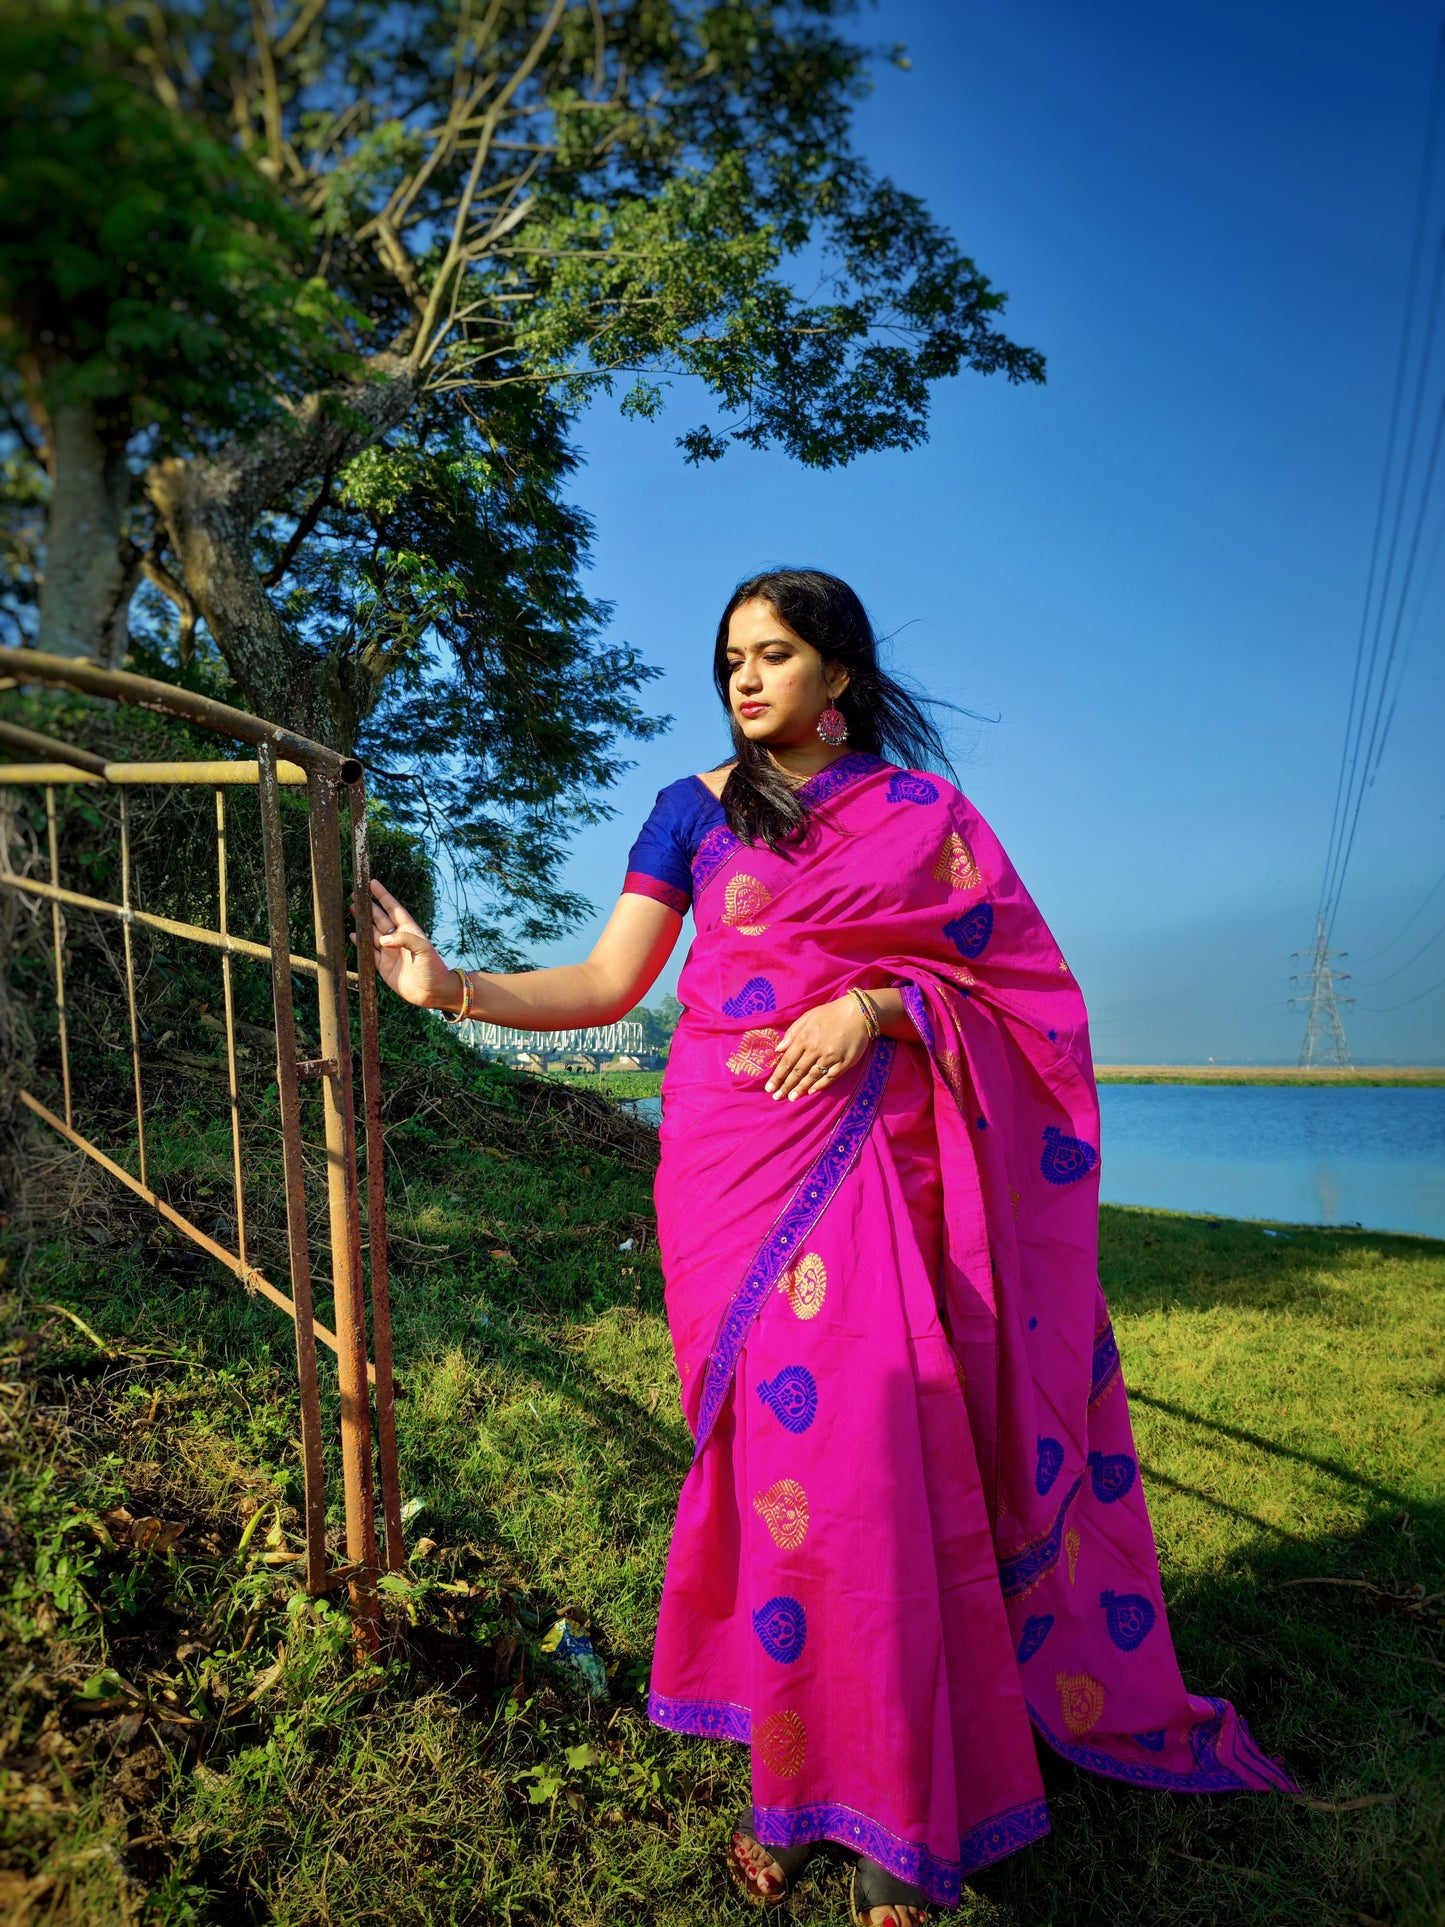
[{"xmin": 646, "ymin": 754, "xmax": 1294, "ymax": 1905}]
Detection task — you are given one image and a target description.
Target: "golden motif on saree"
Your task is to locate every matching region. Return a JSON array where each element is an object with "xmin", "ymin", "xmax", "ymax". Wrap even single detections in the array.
[
  {"xmin": 753, "ymin": 1477, "xmax": 810, "ymax": 1551},
  {"xmin": 726, "ymin": 1027, "xmax": 783, "ymax": 1078},
  {"xmin": 754, "ymin": 1708, "xmax": 807, "ymax": 1778},
  {"xmin": 1065, "ymin": 1526, "xmax": 1081, "ymax": 1586},
  {"xmin": 1056, "ymin": 1671, "xmax": 1105, "ymax": 1736},
  {"xmin": 778, "ymin": 1251, "xmax": 827, "ymax": 1319},
  {"xmin": 932, "ymin": 830, "xmax": 981, "ymax": 891},
  {"xmin": 723, "ymin": 873, "xmax": 772, "ymax": 934}
]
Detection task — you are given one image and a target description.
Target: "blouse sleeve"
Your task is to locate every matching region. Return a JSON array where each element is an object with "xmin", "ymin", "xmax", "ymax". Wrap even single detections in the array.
[{"xmin": 622, "ymin": 784, "xmax": 697, "ymax": 914}]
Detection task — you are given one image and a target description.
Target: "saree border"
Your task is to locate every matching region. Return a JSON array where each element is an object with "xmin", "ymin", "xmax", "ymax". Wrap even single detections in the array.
[
  {"xmin": 753, "ymin": 1794, "xmax": 1050, "ymax": 1907},
  {"xmin": 646, "ymin": 1688, "xmax": 751, "ymax": 1744},
  {"xmin": 692, "ymin": 1038, "xmax": 897, "ymax": 1458},
  {"xmin": 1026, "ymin": 1695, "xmax": 1298, "ymax": 1794}
]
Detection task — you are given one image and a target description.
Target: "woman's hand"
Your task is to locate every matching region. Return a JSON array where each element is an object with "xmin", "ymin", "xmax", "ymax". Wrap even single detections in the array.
[
  {"xmin": 363, "ymin": 878, "xmax": 464, "ymax": 1010},
  {"xmin": 765, "ymin": 994, "xmax": 871, "ymax": 1101}
]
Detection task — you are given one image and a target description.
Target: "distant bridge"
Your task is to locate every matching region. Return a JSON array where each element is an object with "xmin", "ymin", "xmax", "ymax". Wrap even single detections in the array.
[{"xmin": 454, "ymin": 1018, "xmax": 647, "ymax": 1064}]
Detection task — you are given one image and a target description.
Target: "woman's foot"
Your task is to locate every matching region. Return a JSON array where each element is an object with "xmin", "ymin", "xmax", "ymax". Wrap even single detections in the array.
[
  {"xmin": 850, "ymin": 1857, "xmax": 933, "ymax": 1926},
  {"xmin": 728, "ymin": 1827, "xmax": 787, "ymax": 1901}
]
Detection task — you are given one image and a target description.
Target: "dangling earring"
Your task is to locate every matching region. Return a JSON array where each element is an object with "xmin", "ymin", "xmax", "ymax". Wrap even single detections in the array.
[{"xmin": 817, "ymin": 697, "xmax": 848, "ymax": 747}]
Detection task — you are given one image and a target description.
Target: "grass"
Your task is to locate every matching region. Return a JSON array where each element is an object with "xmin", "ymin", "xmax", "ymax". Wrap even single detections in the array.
[{"xmin": 1, "ymin": 1050, "xmax": 1442, "ymax": 1926}]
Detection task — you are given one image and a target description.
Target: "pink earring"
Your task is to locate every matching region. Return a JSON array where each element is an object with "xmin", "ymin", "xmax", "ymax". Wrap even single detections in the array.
[{"xmin": 817, "ymin": 701, "xmax": 848, "ymax": 747}]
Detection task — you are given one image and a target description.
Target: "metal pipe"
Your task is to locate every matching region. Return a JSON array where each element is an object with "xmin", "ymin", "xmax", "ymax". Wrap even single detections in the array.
[
  {"xmin": 43, "ymin": 788, "xmax": 72, "ymax": 1129},
  {"xmin": 347, "ymin": 777, "xmax": 404, "ymax": 1571},
  {"xmin": 0, "ymin": 718, "xmax": 107, "ymax": 773},
  {"xmin": 14, "ymin": 1088, "xmax": 369, "ymax": 1374},
  {"xmin": 308, "ymin": 773, "xmax": 379, "ymax": 1638},
  {"xmin": 0, "ymin": 647, "xmax": 362, "ymax": 782},
  {"xmin": 0, "ymin": 869, "xmax": 356, "ymax": 982},
  {"xmin": 116, "ymin": 793, "xmax": 149, "ymax": 1191},
  {"xmin": 216, "ymin": 790, "xmax": 249, "ymax": 1270},
  {"xmin": 256, "ymin": 743, "xmax": 330, "ymax": 1596},
  {"xmin": 0, "ymin": 760, "xmax": 308, "ymax": 786}
]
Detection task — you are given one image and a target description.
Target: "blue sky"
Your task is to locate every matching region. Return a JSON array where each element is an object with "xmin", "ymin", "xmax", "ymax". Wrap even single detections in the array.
[{"xmin": 522, "ymin": 0, "xmax": 1445, "ymax": 1065}]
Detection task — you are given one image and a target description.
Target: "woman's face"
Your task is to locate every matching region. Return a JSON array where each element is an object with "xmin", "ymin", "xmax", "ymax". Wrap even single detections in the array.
[{"xmin": 723, "ymin": 598, "xmax": 848, "ymax": 747}]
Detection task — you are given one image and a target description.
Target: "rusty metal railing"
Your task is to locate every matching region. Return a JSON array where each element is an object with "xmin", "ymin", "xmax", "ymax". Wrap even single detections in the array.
[{"xmin": 0, "ymin": 647, "xmax": 402, "ymax": 1641}]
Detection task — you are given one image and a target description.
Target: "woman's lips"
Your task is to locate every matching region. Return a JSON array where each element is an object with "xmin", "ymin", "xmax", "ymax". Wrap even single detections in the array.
[{"xmin": 738, "ymin": 702, "xmax": 768, "ymax": 717}]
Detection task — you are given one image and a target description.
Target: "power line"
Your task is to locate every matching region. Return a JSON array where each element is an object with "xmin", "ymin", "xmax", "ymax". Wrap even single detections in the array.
[
  {"xmin": 1354, "ymin": 911, "xmax": 1445, "ymax": 985},
  {"xmin": 1355, "ymin": 860, "xmax": 1445, "ymax": 960},
  {"xmin": 1358, "ymin": 967, "xmax": 1445, "ymax": 1012},
  {"xmin": 1317, "ymin": 22, "xmax": 1445, "ymax": 931}
]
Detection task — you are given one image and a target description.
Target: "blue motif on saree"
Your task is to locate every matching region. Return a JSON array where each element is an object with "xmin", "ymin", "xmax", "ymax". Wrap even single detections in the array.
[
  {"xmin": 753, "ymin": 1595, "xmax": 807, "ymax": 1663},
  {"xmin": 998, "ymin": 1476, "xmax": 1083, "ymax": 1599},
  {"xmin": 692, "ymin": 1040, "xmax": 896, "ymax": 1458},
  {"xmin": 1132, "ymin": 1728, "xmax": 1167, "ymax": 1753},
  {"xmin": 1040, "ymin": 1124, "xmax": 1098, "ymax": 1185},
  {"xmin": 1101, "ymin": 1589, "xmax": 1156, "ymax": 1651},
  {"xmin": 722, "ymin": 976, "xmax": 778, "ymax": 1019},
  {"xmin": 756, "ymin": 1366, "xmax": 818, "ymax": 1434},
  {"xmin": 1087, "ymin": 1449, "xmax": 1136, "ymax": 1504},
  {"xmin": 1035, "ymin": 1436, "xmax": 1064, "ymax": 1496},
  {"xmin": 802, "ymin": 751, "xmax": 884, "ymax": 805},
  {"xmin": 944, "ymin": 901, "xmax": 993, "ymax": 958},
  {"xmin": 886, "ymin": 771, "xmax": 940, "ymax": 805},
  {"xmin": 1016, "ymin": 1614, "xmax": 1054, "ymax": 1664}
]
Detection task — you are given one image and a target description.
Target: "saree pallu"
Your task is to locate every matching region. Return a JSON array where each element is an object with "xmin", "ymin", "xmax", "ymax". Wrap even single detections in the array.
[{"xmin": 647, "ymin": 754, "xmax": 1293, "ymax": 1906}]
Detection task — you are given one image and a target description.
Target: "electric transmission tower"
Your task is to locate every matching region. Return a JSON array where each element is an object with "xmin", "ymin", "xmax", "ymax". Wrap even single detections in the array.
[{"xmin": 1290, "ymin": 915, "xmax": 1354, "ymax": 1067}]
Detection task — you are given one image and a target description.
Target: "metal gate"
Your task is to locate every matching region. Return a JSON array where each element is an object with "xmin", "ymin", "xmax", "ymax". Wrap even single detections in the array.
[{"xmin": 0, "ymin": 646, "xmax": 402, "ymax": 1639}]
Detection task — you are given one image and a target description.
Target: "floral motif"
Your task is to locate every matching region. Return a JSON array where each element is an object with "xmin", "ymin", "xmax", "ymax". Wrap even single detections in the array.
[
  {"xmin": 778, "ymin": 1251, "xmax": 827, "ymax": 1320},
  {"xmin": 1101, "ymin": 1589, "xmax": 1157, "ymax": 1652},
  {"xmin": 723, "ymin": 873, "xmax": 773, "ymax": 934},
  {"xmin": 1065, "ymin": 1526, "xmax": 1081, "ymax": 1586},
  {"xmin": 1055, "ymin": 1671, "xmax": 1106, "ymax": 1737},
  {"xmin": 1040, "ymin": 1124, "xmax": 1099, "ymax": 1185},
  {"xmin": 886, "ymin": 771, "xmax": 940, "ymax": 805},
  {"xmin": 754, "ymin": 1709, "xmax": 807, "ymax": 1778},
  {"xmin": 944, "ymin": 901, "xmax": 994, "ymax": 959},
  {"xmin": 753, "ymin": 1595, "xmax": 807, "ymax": 1664},
  {"xmin": 936, "ymin": 1049, "xmax": 970, "ymax": 1110},
  {"xmin": 1087, "ymin": 1449, "xmax": 1136, "ymax": 1505},
  {"xmin": 932, "ymin": 830, "xmax": 981, "ymax": 891},
  {"xmin": 726, "ymin": 1027, "xmax": 783, "ymax": 1078},
  {"xmin": 1035, "ymin": 1436, "xmax": 1064, "ymax": 1496},
  {"xmin": 1016, "ymin": 1614, "xmax": 1054, "ymax": 1664},
  {"xmin": 723, "ymin": 976, "xmax": 778, "ymax": 1019},
  {"xmin": 757, "ymin": 1366, "xmax": 818, "ymax": 1434},
  {"xmin": 753, "ymin": 1478, "xmax": 810, "ymax": 1551}
]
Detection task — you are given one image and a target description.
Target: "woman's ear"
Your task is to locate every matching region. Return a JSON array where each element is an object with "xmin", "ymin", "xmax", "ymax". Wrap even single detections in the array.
[{"xmin": 826, "ymin": 664, "xmax": 851, "ymax": 700}]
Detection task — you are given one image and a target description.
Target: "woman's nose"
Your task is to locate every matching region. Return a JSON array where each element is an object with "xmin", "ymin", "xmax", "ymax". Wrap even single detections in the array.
[{"xmin": 735, "ymin": 659, "xmax": 763, "ymax": 691}]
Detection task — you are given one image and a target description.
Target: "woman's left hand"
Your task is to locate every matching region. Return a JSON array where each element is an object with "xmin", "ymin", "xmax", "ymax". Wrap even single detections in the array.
[{"xmin": 765, "ymin": 995, "xmax": 871, "ymax": 1101}]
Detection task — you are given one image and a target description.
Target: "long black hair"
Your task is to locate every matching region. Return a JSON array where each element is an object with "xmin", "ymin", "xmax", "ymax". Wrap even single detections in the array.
[{"xmin": 711, "ymin": 567, "xmax": 957, "ymax": 849}]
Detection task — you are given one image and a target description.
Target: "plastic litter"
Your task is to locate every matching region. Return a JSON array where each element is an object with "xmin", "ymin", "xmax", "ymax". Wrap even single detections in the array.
[
  {"xmin": 618, "ymin": 1238, "xmax": 635, "ymax": 1251},
  {"xmin": 541, "ymin": 1615, "xmax": 609, "ymax": 1699}
]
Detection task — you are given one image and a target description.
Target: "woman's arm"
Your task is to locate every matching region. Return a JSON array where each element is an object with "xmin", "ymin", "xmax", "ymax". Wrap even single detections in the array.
[{"xmin": 364, "ymin": 878, "xmax": 682, "ymax": 1028}]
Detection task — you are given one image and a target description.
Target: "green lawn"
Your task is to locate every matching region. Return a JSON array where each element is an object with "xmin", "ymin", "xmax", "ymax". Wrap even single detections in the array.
[{"xmin": 1, "ymin": 1055, "xmax": 1441, "ymax": 1926}]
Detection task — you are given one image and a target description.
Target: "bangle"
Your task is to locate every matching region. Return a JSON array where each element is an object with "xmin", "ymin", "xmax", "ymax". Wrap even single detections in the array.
[
  {"xmin": 848, "ymin": 986, "xmax": 881, "ymax": 1042},
  {"xmin": 442, "ymin": 967, "xmax": 473, "ymax": 1023}
]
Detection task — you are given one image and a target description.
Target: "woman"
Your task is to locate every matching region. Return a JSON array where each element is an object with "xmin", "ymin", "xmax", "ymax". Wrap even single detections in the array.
[{"xmin": 366, "ymin": 569, "xmax": 1293, "ymax": 1925}]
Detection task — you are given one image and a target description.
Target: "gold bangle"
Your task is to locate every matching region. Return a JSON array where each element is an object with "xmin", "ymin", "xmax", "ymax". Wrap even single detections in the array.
[
  {"xmin": 849, "ymin": 986, "xmax": 880, "ymax": 1042},
  {"xmin": 443, "ymin": 967, "xmax": 473, "ymax": 1023}
]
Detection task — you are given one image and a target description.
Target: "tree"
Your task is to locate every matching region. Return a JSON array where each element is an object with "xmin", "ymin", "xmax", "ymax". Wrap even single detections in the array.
[{"xmin": 0, "ymin": 0, "xmax": 1044, "ymax": 956}]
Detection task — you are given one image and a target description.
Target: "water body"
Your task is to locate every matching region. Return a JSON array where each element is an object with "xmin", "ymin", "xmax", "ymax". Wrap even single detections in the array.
[{"xmin": 622, "ymin": 1085, "xmax": 1445, "ymax": 1240}]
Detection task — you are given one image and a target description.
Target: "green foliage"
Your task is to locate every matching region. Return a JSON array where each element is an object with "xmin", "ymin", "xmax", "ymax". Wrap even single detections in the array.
[{"xmin": 0, "ymin": 4, "xmax": 356, "ymax": 432}]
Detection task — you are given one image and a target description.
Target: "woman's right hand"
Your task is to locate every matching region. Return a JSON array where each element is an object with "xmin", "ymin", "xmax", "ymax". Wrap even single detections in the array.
[{"xmin": 363, "ymin": 877, "xmax": 463, "ymax": 1010}]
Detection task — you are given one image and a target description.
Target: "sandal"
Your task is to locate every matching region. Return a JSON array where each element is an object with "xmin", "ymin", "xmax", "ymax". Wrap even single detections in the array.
[
  {"xmin": 849, "ymin": 1857, "xmax": 933, "ymax": 1925},
  {"xmin": 724, "ymin": 1808, "xmax": 816, "ymax": 1908}
]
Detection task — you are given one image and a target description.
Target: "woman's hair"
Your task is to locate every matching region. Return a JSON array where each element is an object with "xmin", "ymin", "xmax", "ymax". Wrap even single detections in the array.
[{"xmin": 711, "ymin": 567, "xmax": 957, "ymax": 850}]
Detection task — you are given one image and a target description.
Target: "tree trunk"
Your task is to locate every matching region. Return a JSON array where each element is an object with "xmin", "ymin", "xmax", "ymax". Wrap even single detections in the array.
[
  {"xmin": 37, "ymin": 395, "xmax": 136, "ymax": 665},
  {"xmin": 148, "ymin": 354, "xmax": 418, "ymax": 750}
]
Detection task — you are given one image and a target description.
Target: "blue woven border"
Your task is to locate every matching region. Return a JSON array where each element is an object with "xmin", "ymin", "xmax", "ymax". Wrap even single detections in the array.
[
  {"xmin": 647, "ymin": 1688, "xmax": 752, "ymax": 1743},
  {"xmin": 692, "ymin": 1039, "xmax": 896, "ymax": 1457},
  {"xmin": 754, "ymin": 1795, "xmax": 1049, "ymax": 1905},
  {"xmin": 997, "ymin": 1477, "xmax": 1083, "ymax": 1600},
  {"xmin": 1027, "ymin": 1694, "xmax": 1296, "ymax": 1793}
]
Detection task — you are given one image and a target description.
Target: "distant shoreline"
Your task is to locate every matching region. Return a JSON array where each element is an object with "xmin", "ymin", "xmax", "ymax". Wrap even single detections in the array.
[{"xmin": 1094, "ymin": 1065, "xmax": 1444, "ymax": 1086}]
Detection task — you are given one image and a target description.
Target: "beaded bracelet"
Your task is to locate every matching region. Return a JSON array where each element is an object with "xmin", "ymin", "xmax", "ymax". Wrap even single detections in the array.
[{"xmin": 848, "ymin": 985, "xmax": 881, "ymax": 1041}]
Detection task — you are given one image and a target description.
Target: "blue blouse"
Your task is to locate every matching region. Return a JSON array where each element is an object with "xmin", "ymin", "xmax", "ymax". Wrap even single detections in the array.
[{"xmin": 623, "ymin": 776, "xmax": 727, "ymax": 914}]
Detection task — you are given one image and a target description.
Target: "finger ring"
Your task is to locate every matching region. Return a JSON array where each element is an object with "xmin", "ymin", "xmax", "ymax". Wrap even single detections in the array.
[{"xmin": 824, "ymin": 1061, "xmax": 840, "ymax": 1074}]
